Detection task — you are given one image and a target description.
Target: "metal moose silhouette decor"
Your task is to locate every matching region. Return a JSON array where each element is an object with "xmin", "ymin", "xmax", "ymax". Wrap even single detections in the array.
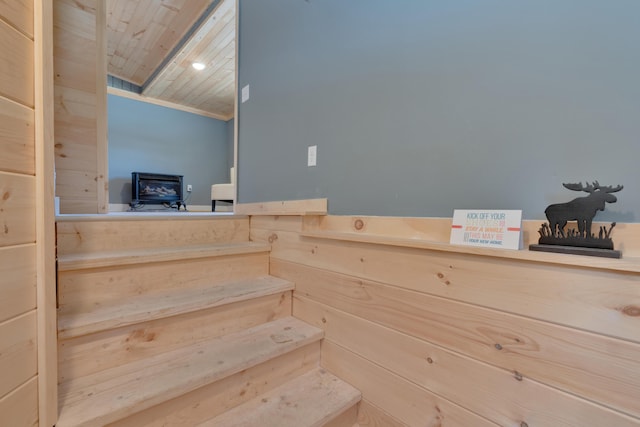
[{"xmin": 529, "ymin": 181, "xmax": 623, "ymax": 258}]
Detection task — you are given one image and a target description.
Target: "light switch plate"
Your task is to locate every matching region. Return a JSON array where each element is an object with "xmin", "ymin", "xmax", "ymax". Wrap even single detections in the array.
[
  {"xmin": 308, "ymin": 145, "xmax": 317, "ymax": 167},
  {"xmin": 241, "ymin": 85, "xmax": 250, "ymax": 103}
]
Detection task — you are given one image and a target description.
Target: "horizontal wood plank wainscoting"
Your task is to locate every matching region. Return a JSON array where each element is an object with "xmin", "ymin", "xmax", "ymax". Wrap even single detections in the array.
[
  {"xmin": 251, "ymin": 214, "xmax": 640, "ymax": 427},
  {"xmin": 55, "ymin": 213, "xmax": 359, "ymax": 427}
]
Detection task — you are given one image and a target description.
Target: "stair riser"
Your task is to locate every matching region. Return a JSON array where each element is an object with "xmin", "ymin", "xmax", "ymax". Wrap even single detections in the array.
[
  {"xmin": 106, "ymin": 342, "xmax": 321, "ymax": 427},
  {"xmin": 59, "ymin": 292, "xmax": 292, "ymax": 383},
  {"xmin": 57, "ymin": 218, "xmax": 250, "ymax": 256},
  {"xmin": 57, "ymin": 317, "xmax": 323, "ymax": 427},
  {"xmin": 324, "ymin": 405, "xmax": 359, "ymax": 427},
  {"xmin": 58, "ymin": 253, "xmax": 269, "ymax": 314}
]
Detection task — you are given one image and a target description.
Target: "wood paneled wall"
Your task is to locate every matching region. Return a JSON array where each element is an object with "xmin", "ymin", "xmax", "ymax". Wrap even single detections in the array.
[
  {"xmin": 53, "ymin": 0, "xmax": 107, "ymax": 214},
  {"xmin": 0, "ymin": 0, "xmax": 56, "ymax": 425},
  {"xmin": 252, "ymin": 215, "xmax": 640, "ymax": 427},
  {"xmin": 0, "ymin": 1, "xmax": 38, "ymax": 423}
]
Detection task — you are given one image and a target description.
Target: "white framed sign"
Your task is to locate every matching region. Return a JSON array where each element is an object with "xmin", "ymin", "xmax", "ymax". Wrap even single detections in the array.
[{"xmin": 450, "ymin": 209, "xmax": 523, "ymax": 250}]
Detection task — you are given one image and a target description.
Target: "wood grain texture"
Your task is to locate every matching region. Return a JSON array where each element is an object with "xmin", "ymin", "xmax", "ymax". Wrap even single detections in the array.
[
  {"xmin": 53, "ymin": 50, "xmax": 97, "ymax": 94},
  {"xmin": 296, "ymin": 296, "xmax": 640, "ymax": 427},
  {"xmin": 236, "ymin": 198, "xmax": 327, "ymax": 216},
  {"xmin": 56, "ymin": 216, "xmax": 249, "ymax": 255},
  {"xmin": 250, "ymin": 214, "xmax": 640, "ymax": 424},
  {"xmin": 107, "ymin": 0, "xmax": 215, "ymax": 86},
  {"xmin": 143, "ymin": 0, "xmax": 235, "ymax": 118},
  {"xmin": 322, "ymin": 341, "xmax": 499, "ymax": 427},
  {"xmin": 302, "ymin": 215, "xmax": 640, "ymax": 272},
  {"xmin": 0, "ymin": 97, "xmax": 34, "ymax": 175},
  {"xmin": 59, "ymin": 292, "xmax": 291, "ymax": 383},
  {"xmin": 107, "ymin": 0, "xmax": 235, "ymax": 118},
  {"xmin": 0, "ymin": 376, "xmax": 38, "ymax": 427},
  {"xmin": 304, "ymin": 215, "xmax": 640, "ymax": 256},
  {"xmin": 58, "ymin": 251, "xmax": 269, "ymax": 312},
  {"xmin": 53, "ymin": 0, "xmax": 102, "ymax": 214},
  {"xmin": 251, "ymin": 215, "xmax": 304, "ymax": 233},
  {"xmin": 34, "ymin": 0, "xmax": 59, "ymax": 421},
  {"xmin": 53, "ymin": 136, "xmax": 98, "ymax": 174},
  {"xmin": 107, "ymin": 343, "xmax": 320, "ymax": 427},
  {"xmin": 0, "ymin": 172, "xmax": 36, "ymax": 247},
  {"xmin": 257, "ymin": 227, "xmax": 640, "ymax": 343},
  {"xmin": 0, "ymin": 0, "xmax": 34, "ymax": 38},
  {"xmin": 57, "ymin": 241, "xmax": 269, "ymax": 271},
  {"xmin": 303, "ymin": 215, "xmax": 453, "ymax": 243},
  {"xmin": 356, "ymin": 400, "xmax": 408, "ymax": 427},
  {"xmin": 0, "ymin": 244, "xmax": 36, "ymax": 323},
  {"xmin": 277, "ymin": 260, "xmax": 640, "ymax": 421},
  {"xmin": 54, "ymin": 168, "xmax": 97, "ymax": 199},
  {"xmin": 0, "ymin": 18, "xmax": 33, "ymax": 106},
  {"xmin": 198, "ymin": 368, "xmax": 360, "ymax": 427},
  {"xmin": 56, "ymin": 317, "xmax": 323, "ymax": 427},
  {"xmin": 324, "ymin": 404, "xmax": 359, "ymax": 427},
  {"xmin": 58, "ymin": 198, "xmax": 99, "ymax": 215},
  {"xmin": 58, "ymin": 275, "xmax": 292, "ymax": 338},
  {"xmin": 95, "ymin": 0, "xmax": 108, "ymax": 213},
  {"xmin": 0, "ymin": 310, "xmax": 37, "ymax": 398},
  {"xmin": 301, "ymin": 229, "xmax": 640, "ymax": 274}
]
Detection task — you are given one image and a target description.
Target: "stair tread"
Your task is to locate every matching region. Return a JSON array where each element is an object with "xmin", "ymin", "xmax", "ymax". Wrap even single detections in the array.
[
  {"xmin": 58, "ymin": 275, "xmax": 293, "ymax": 339},
  {"xmin": 198, "ymin": 368, "xmax": 361, "ymax": 427},
  {"xmin": 56, "ymin": 317, "xmax": 323, "ymax": 427},
  {"xmin": 57, "ymin": 241, "xmax": 271, "ymax": 271}
]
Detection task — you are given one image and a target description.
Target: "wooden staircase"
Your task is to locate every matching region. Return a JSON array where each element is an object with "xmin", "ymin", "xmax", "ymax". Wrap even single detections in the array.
[{"xmin": 55, "ymin": 215, "xmax": 360, "ymax": 427}]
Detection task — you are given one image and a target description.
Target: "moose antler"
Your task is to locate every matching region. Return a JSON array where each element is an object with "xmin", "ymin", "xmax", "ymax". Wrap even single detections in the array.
[
  {"xmin": 562, "ymin": 181, "xmax": 623, "ymax": 193},
  {"xmin": 563, "ymin": 181, "xmax": 597, "ymax": 193},
  {"xmin": 596, "ymin": 184, "xmax": 623, "ymax": 193}
]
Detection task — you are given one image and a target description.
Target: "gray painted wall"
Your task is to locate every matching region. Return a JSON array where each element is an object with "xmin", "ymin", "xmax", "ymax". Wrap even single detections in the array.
[
  {"xmin": 226, "ymin": 118, "xmax": 235, "ymax": 169},
  {"xmin": 108, "ymin": 94, "xmax": 232, "ymax": 207},
  {"xmin": 237, "ymin": 0, "xmax": 640, "ymax": 221}
]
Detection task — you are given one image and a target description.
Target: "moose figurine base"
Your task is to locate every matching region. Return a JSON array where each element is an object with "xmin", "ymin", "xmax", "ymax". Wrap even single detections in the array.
[
  {"xmin": 532, "ymin": 181, "xmax": 623, "ymax": 259},
  {"xmin": 529, "ymin": 243, "xmax": 621, "ymax": 259}
]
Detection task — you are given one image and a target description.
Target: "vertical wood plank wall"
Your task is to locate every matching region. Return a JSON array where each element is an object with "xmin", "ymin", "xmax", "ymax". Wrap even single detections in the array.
[
  {"xmin": 53, "ymin": 0, "xmax": 108, "ymax": 214},
  {"xmin": 0, "ymin": 0, "xmax": 40, "ymax": 425},
  {"xmin": 252, "ymin": 215, "xmax": 640, "ymax": 427}
]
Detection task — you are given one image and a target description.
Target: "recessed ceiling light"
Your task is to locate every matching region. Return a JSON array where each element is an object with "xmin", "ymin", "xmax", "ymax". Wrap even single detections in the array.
[{"xmin": 192, "ymin": 62, "xmax": 206, "ymax": 70}]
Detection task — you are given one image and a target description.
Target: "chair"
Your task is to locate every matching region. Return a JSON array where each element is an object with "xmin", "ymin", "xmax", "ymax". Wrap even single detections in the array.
[{"xmin": 211, "ymin": 167, "xmax": 235, "ymax": 211}]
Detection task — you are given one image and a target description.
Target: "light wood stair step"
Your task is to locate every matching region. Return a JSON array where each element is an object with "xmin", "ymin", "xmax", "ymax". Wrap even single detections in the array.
[
  {"xmin": 57, "ymin": 241, "xmax": 271, "ymax": 271},
  {"xmin": 56, "ymin": 317, "xmax": 323, "ymax": 427},
  {"xmin": 58, "ymin": 275, "xmax": 294, "ymax": 339},
  {"xmin": 198, "ymin": 368, "xmax": 361, "ymax": 427}
]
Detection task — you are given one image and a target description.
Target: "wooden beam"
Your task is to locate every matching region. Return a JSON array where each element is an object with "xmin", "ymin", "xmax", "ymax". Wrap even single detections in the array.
[
  {"xmin": 34, "ymin": 0, "xmax": 57, "ymax": 424},
  {"xmin": 107, "ymin": 87, "xmax": 233, "ymax": 121}
]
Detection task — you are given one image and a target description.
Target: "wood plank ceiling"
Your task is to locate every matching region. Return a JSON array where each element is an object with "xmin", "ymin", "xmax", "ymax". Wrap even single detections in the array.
[{"xmin": 106, "ymin": 0, "xmax": 235, "ymax": 120}]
